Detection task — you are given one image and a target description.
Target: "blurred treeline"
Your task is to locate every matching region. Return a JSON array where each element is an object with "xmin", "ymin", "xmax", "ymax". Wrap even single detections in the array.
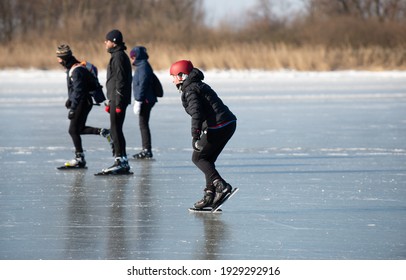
[{"xmin": 1, "ymin": 0, "xmax": 406, "ymax": 70}]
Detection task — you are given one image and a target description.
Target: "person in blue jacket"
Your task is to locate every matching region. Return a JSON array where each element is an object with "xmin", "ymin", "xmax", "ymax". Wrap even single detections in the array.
[{"xmin": 130, "ymin": 46, "xmax": 157, "ymax": 159}]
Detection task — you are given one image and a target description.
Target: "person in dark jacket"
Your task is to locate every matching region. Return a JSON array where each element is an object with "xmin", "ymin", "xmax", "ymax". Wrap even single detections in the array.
[
  {"xmin": 169, "ymin": 60, "xmax": 237, "ymax": 209},
  {"xmin": 102, "ymin": 29, "xmax": 133, "ymax": 174},
  {"xmin": 56, "ymin": 44, "xmax": 111, "ymax": 168},
  {"xmin": 130, "ymin": 46, "xmax": 157, "ymax": 159}
]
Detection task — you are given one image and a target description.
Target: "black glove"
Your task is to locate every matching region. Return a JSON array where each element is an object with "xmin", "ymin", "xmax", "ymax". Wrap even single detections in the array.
[
  {"xmin": 192, "ymin": 137, "xmax": 202, "ymax": 152},
  {"xmin": 68, "ymin": 109, "xmax": 75, "ymax": 120},
  {"xmin": 65, "ymin": 99, "xmax": 72, "ymax": 109}
]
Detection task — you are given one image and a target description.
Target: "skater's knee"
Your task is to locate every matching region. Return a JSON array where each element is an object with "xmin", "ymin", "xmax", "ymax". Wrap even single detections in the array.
[
  {"xmin": 68, "ymin": 127, "xmax": 78, "ymax": 136},
  {"xmin": 191, "ymin": 153, "xmax": 200, "ymax": 164}
]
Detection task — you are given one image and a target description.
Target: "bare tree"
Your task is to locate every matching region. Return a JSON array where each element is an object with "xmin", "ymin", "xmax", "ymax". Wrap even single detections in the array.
[
  {"xmin": 308, "ymin": 0, "xmax": 406, "ymax": 21},
  {"xmin": 0, "ymin": 0, "xmax": 14, "ymax": 41},
  {"xmin": 0, "ymin": 0, "xmax": 205, "ymax": 44}
]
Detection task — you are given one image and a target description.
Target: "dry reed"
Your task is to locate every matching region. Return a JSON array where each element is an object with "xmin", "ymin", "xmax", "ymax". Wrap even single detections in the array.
[{"xmin": 1, "ymin": 42, "xmax": 405, "ymax": 71}]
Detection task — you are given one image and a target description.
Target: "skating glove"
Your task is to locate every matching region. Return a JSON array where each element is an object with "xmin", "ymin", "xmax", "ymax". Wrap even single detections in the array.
[
  {"xmin": 68, "ymin": 109, "xmax": 75, "ymax": 120},
  {"xmin": 116, "ymin": 107, "xmax": 122, "ymax": 114},
  {"xmin": 104, "ymin": 100, "xmax": 110, "ymax": 113},
  {"xmin": 133, "ymin": 101, "xmax": 142, "ymax": 115},
  {"xmin": 65, "ymin": 99, "xmax": 72, "ymax": 109},
  {"xmin": 192, "ymin": 129, "xmax": 201, "ymax": 140},
  {"xmin": 192, "ymin": 137, "xmax": 202, "ymax": 152}
]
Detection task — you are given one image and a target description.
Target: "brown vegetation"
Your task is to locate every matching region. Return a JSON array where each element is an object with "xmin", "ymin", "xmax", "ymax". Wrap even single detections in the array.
[{"xmin": 1, "ymin": 0, "xmax": 406, "ymax": 70}]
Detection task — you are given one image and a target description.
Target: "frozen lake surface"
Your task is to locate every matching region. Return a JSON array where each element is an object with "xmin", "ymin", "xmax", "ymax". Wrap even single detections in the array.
[{"xmin": 0, "ymin": 70, "xmax": 405, "ymax": 260}]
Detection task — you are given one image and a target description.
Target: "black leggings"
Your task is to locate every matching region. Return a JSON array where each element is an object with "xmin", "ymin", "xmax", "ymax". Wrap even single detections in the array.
[
  {"xmin": 192, "ymin": 121, "xmax": 236, "ymax": 187},
  {"xmin": 68, "ymin": 97, "xmax": 100, "ymax": 153},
  {"xmin": 109, "ymin": 101, "xmax": 127, "ymax": 158},
  {"xmin": 139, "ymin": 102, "xmax": 154, "ymax": 150}
]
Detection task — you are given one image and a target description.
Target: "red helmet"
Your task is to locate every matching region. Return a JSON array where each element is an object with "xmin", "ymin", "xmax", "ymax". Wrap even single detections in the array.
[{"xmin": 170, "ymin": 60, "xmax": 194, "ymax": 76}]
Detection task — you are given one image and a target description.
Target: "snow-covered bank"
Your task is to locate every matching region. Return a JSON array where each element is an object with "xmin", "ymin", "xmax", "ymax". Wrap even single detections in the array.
[{"xmin": 1, "ymin": 69, "xmax": 406, "ymax": 106}]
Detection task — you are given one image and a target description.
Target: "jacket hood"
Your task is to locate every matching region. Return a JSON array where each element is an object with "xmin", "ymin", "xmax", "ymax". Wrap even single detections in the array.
[
  {"xmin": 131, "ymin": 46, "xmax": 149, "ymax": 62},
  {"xmin": 183, "ymin": 68, "xmax": 204, "ymax": 88}
]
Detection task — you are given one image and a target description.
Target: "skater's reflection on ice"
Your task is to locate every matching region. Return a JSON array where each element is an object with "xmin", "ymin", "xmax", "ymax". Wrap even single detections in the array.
[
  {"xmin": 193, "ymin": 214, "xmax": 230, "ymax": 260},
  {"xmin": 106, "ymin": 175, "xmax": 131, "ymax": 259},
  {"xmin": 65, "ymin": 171, "xmax": 95, "ymax": 259}
]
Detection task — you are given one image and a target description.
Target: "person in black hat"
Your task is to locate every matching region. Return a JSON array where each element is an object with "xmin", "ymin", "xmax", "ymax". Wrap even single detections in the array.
[
  {"xmin": 56, "ymin": 44, "xmax": 111, "ymax": 168},
  {"xmin": 102, "ymin": 30, "xmax": 132, "ymax": 174}
]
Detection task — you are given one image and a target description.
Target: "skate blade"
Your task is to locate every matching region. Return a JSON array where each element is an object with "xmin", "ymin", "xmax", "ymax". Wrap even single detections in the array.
[
  {"xmin": 131, "ymin": 157, "xmax": 155, "ymax": 161},
  {"xmin": 57, "ymin": 165, "xmax": 87, "ymax": 170},
  {"xmin": 94, "ymin": 170, "xmax": 133, "ymax": 176},
  {"xmin": 188, "ymin": 207, "xmax": 222, "ymax": 213}
]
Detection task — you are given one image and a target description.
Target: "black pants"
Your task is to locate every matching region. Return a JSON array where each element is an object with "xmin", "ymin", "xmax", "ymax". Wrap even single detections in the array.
[
  {"xmin": 109, "ymin": 101, "xmax": 127, "ymax": 158},
  {"xmin": 139, "ymin": 102, "xmax": 154, "ymax": 150},
  {"xmin": 68, "ymin": 97, "xmax": 100, "ymax": 153},
  {"xmin": 192, "ymin": 121, "xmax": 236, "ymax": 188}
]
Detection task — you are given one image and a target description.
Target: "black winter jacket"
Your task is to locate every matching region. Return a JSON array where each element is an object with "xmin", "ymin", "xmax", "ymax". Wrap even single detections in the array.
[
  {"xmin": 180, "ymin": 68, "xmax": 237, "ymax": 139},
  {"xmin": 66, "ymin": 58, "xmax": 93, "ymax": 111},
  {"xmin": 106, "ymin": 44, "xmax": 132, "ymax": 107}
]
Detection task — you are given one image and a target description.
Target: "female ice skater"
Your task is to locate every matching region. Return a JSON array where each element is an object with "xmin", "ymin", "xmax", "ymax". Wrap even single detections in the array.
[{"xmin": 169, "ymin": 60, "xmax": 237, "ymax": 209}]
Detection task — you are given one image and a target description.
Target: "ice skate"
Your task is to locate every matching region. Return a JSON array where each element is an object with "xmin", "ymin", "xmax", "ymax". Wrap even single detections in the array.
[
  {"xmin": 133, "ymin": 149, "xmax": 153, "ymax": 159},
  {"xmin": 100, "ymin": 128, "xmax": 114, "ymax": 155},
  {"xmin": 193, "ymin": 189, "xmax": 214, "ymax": 209},
  {"xmin": 212, "ymin": 179, "xmax": 232, "ymax": 208},
  {"xmin": 122, "ymin": 156, "xmax": 131, "ymax": 172},
  {"xmin": 189, "ymin": 185, "xmax": 239, "ymax": 213},
  {"xmin": 58, "ymin": 152, "xmax": 86, "ymax": 169},
  {"xmin": 211, "ymin": 187, "xmax": 239, "ymax": 213},
  {"xmin": 102, "ymin": 157, "xmax": 128, "ymax": 174},
  {"xmin": 95, "ymin": 157, "xmax": 132, "ymax": 175}
]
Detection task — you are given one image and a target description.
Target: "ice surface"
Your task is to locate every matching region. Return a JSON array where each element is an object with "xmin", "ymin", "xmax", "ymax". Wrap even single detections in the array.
[{"xmin": 0, "ymin": 70, "xmax": 405, "ymax": 259}]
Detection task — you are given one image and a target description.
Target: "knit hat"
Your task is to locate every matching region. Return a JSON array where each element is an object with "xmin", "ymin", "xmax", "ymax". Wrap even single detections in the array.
[
  {"xmin": 105, "ymin": 29, "xmax": 123, "ymax": 44},
  {"xmin": 56, "ymin": 44, "xmax": 72, "ymax": 60}
]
